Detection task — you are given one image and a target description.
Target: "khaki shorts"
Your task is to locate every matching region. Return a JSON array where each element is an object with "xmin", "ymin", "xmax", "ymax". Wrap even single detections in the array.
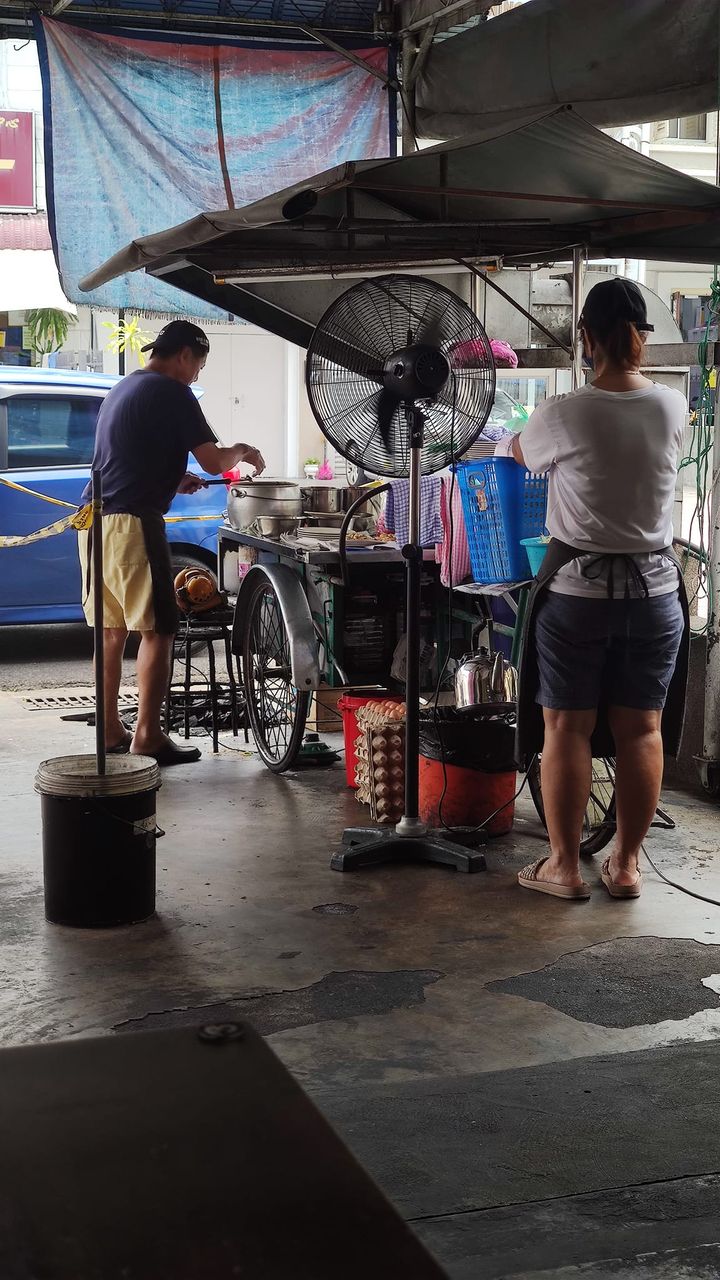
[{"xmin": 78, "ymin": 512, "xmax": 179, "ymax": 635}]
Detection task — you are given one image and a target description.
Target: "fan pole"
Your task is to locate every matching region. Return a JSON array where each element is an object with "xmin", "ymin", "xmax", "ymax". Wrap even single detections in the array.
[
  {"xmin": 333, "ymin": 404, "xmax": 486, "ymax": 874},
  {"xmin": 396, "ymin": 408, "xmax": 426, "ymax": 838}
]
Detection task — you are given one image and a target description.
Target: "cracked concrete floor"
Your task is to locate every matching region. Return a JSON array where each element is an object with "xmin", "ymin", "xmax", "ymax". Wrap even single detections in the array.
[{"xmin": 4, "ymin": 691, "xmax": 720, "ymax": 1277}]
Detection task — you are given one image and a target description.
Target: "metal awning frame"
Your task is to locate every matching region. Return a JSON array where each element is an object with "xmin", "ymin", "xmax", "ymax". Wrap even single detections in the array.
[{"xmin": 1, "ymin": 2, "xmax": 395, "ymax": 40}]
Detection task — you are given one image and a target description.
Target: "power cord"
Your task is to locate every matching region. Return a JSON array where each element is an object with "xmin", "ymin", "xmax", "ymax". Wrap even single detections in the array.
[{"xmin": 641, "ymin": 842, "xmax": 720, "ymax": 907}]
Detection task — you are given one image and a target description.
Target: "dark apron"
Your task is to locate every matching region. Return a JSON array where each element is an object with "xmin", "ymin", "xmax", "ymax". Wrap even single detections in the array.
[{"xmin": 515, "ymin": 539, "xmax": 690, "ymax": 769}]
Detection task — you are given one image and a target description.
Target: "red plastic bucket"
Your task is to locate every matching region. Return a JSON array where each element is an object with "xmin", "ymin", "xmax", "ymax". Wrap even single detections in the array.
[
  {"xmin": 338, "ymin": 691, "xmax": 403, "ymax": 788},
  {"xmin": 419, "ymin": 756, "xmax": 517, "ymax": 835}
]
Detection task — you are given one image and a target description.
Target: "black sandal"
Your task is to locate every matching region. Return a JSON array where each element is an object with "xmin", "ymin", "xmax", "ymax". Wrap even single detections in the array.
[{"xmin": 143, "ymin": 741, "xmax": 202, "ymax": 767}]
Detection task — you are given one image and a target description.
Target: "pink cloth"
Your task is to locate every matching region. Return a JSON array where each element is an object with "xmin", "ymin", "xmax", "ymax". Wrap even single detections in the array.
[
  {"xmin": 450, "ymin": 337, "xmax": 519, "ymax": 370},
  {"xmin": 490, "ymin": 339, "xmax": 519, "ymax": 368},
  {"xmin": 436, "ymin": 477, "xmax": 471, "ymax": 587}
]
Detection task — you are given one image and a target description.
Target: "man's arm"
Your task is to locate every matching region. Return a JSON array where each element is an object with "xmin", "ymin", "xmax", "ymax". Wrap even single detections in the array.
[{"xmin": 193, "ymin": 441, "xmax": 266, "ymax": 476}]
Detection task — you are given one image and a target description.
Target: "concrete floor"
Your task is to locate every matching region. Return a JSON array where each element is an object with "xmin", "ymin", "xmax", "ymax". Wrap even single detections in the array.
[{"xmin": 4, "ymin": 687, "xmax": 720, "ymax": 1278}]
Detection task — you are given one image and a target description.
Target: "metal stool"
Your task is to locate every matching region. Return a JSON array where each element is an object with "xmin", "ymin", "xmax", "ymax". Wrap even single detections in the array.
[{"xmin": 166, "ymin": 609, "xmax": 248, "ymax": 753}]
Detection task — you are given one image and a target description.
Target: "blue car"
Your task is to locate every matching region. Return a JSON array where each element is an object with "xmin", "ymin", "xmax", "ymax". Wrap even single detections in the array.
[{"xmin": 0, "ymin": 368, "xmax": 226, "ymax": 625}]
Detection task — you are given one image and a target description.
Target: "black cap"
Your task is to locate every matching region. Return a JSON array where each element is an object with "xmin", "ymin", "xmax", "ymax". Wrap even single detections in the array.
[
  {"xmin": 141, "ymin": 320, "xmax": 210, "ymax": 355},
  {"xmin": 579, "ymin": 278, "xmax": 654, "ymax": 334}
]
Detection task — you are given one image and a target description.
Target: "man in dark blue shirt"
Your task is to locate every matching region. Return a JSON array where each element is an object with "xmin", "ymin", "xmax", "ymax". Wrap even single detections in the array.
[{"xmin": 79, "ymin": 320, "xmax": 265, "ymax": 766}]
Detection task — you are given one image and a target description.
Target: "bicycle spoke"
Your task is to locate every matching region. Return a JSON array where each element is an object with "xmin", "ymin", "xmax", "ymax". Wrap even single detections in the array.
[{"xmin": 245, "ymin": 583, "xmax": 303, "ymax": 766}]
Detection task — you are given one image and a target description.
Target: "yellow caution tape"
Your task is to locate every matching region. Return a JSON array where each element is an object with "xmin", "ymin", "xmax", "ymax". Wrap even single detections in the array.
[
  {"xmin": 0, "ymin": 473, "xmax": 220, "ymax": 544},
  {"xmin": 164, "ymin": 513, "xmax": 221, "ymax": 523},
  {"xmin": 0, "ymin": 475, "xmax": 78, "ymax": 509},
  {"xmin": 0, "ymin": 504, "xmax": 93, "ymax": 548}
]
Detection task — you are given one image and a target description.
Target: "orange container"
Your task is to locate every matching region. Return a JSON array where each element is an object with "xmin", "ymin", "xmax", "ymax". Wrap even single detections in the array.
[
  {"xmin": 419, "ymin": 756, "xmax": 516, "ymax": 835},
  {"xmin": 337, "ymin": 691, "xmax": 403, "ymax": 788}
]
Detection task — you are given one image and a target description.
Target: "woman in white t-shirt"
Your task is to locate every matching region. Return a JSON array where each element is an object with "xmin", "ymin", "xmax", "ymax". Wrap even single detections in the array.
[{"xmin": 501, "ymin": 279, "xmax": 687, "ymax": 902}]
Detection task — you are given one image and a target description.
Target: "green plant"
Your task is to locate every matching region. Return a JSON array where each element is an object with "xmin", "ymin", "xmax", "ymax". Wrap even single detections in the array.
[
  {"xmin": 304, "ymin": 457, "xmax": 319, "ymax": 465},
  {"xmin": 26, "ymin": 308, "xmax": 75, "ymax": 356},
  {"xmin": 102, "ymin": 315, "xmax": 153, "ymax": 366}
]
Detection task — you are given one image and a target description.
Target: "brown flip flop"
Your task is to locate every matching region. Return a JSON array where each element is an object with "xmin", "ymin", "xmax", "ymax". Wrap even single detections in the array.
[
  {"xmin": 518, "ymin": 857, "xmax": 591, "ymax": 900},
  {"xmin": 601, "ymin": 856, "xmax": 642, "ymax": 899}
]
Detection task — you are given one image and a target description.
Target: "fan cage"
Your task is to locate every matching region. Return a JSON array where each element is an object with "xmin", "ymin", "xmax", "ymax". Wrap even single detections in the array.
[{"xmin": 305, "ymin": 274, "xmax": 497, "ymax": 479}]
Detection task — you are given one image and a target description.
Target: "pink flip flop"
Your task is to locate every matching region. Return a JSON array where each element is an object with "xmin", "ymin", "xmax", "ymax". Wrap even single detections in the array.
[
  {"xmin": 518, "ymin": 857, "xmax": 591, "ymax": 900},
  {"xmin": 601, "ymin": 856, "xmax": 642, "ymax": 899}
]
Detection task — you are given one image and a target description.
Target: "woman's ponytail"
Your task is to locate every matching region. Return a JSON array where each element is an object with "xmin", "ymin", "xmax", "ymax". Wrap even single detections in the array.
[{"xmin": 602, "ymin": 318, "xmax": 644, "ymax": 370}]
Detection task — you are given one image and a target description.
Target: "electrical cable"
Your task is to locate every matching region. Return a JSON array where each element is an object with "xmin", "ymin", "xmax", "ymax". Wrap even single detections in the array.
[{"xmin": 641, "ymin": 842, "xmax": 720, "ymax": 908}]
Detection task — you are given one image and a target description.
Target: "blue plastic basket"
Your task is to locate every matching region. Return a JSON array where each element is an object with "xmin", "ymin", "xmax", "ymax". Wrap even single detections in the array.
[{"xmin": 455, "ymin": 458, "xmax": 548, "ymax": 584}]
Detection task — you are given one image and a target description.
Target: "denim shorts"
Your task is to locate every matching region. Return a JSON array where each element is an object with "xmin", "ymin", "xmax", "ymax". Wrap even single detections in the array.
[{"xmin": 534, "ymin": 590, "xmax": 684, "ymax": 711}]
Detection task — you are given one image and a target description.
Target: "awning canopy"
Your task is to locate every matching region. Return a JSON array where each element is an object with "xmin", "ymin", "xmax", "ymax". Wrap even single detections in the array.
[
  {"xmin": 80, "ymin": 107, "xmax": 720, "ymax": 348},
  {"xmin": 0, "ymin": 250, "xmax": 77, "ymax": 314},
  {"xmin": 414, "ymin": 0, "xmax": 718, "ymax": 139}
]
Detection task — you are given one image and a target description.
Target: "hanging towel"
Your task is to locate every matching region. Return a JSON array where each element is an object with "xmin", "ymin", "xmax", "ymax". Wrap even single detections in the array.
[
  {"xmin": 436, "ymin": 476, "xmax": 471, "ymax": 587},
  {"xmin": 384, "ymin": 476, "xmax": 443, "ymax": 547}
]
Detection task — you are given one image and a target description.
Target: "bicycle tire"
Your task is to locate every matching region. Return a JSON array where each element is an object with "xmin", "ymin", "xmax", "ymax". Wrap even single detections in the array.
[
  {"xmin": 527, "ymin": 755, "xmax": 617, "ymax": 857},
  {"xmin": 242, "ymin": 574, "xmax": 310, "ymax": 773}
]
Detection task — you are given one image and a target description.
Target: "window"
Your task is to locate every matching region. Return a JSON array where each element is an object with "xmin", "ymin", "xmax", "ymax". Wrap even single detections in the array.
[
  {"xmin": 7, "ymin": 395, "xmax": 101, "ymax": 469},
  {"xmin": 658, "ymin": 114, "xmax": 708, "ymax": 142}
]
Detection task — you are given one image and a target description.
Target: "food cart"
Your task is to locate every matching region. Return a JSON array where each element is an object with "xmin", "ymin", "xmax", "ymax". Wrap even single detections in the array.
[{"xmin": 218, "ymin": 516, "xmax": 448, "ymax": 772}]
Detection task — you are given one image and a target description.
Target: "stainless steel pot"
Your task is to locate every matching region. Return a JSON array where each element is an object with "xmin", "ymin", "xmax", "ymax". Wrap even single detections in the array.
[
  {"xmin": 254, "ymin": 515, "xmax": 301, "ymax": 537},
  {"xmin": 227, "ymin": 480, "xmax": 302, "ymax": 532},
  {"xmin": 455, "ymin": 648, "xmax": 518, "ymax": 713},
  {"xmin": 302, "ymin": 485, "xmax": 367, "ymax": 514},
  {"xmin": 302, "ymin": 485, "xmax": 342, "ymax": 515}
]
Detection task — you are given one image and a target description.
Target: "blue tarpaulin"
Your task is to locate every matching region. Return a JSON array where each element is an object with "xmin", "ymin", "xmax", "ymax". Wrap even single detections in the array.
[{"xmin": 36, "ymin": 18, "xmax": 394, "ymax": 315}]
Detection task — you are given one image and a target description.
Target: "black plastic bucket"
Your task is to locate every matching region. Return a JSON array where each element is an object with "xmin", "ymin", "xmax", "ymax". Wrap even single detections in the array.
[{"xmin": 35, "ymin": 755, "xmax": 161, "ymax": 928}]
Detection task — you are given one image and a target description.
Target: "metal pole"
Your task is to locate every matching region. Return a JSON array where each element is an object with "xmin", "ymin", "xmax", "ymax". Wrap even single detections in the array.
[
  {"xmin": 702, "ymin": 375, "xmax": 720, "ymax": 787},
  {"xmin": 396, "ymin": 408, "xmax": 426, "ymax": 838},
  {"xmin": 92, "ymin": 469, "xmax": 106, "ymax": 777},
  {"xmin": 400, "ymin": 33, "xmax": 418, "ymax": 155},
  {"xmin": 117, "ymin": 307, "xmax": 126, "ymax": 377},
  {"xmin": 571, "ymin": 246, "xmax": 585, "ymax": 389},
  {"xmin": 700, "ymin": 61, "xmax": 720, "ymax": 791}
]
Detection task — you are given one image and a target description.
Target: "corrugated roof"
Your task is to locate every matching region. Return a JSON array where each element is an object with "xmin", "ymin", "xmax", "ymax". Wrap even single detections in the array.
[{"xmin": 0, "ymin": 214, "xmax": 52, "ymax": 251}]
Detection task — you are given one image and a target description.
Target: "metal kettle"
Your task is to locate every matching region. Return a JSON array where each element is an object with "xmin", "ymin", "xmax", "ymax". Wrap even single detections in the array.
[{"xmin": 454, "ymin": 647, "xmax": 518, "ymax": 713}]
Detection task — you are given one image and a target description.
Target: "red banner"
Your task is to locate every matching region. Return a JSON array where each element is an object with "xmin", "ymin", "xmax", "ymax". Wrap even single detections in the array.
[{"xmin": 0, "ymin": 111, "xmax": 35, "ymax": 211}]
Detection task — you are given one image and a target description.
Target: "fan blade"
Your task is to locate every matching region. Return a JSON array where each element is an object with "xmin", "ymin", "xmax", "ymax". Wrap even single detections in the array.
[
  {"xmin": 415, "ymin": 309, "xmax": 446, "ymax": 351},
  {"xmin": 371, "ymin": 278, "xmax": 446, "ymax": 351},
  {"xmin": 376, "ymin": 389, "xmax": 401, "ymax": 451},
  {"xmin": 313, "ymin": 333, "xmax": 383, "ymax": 384}
]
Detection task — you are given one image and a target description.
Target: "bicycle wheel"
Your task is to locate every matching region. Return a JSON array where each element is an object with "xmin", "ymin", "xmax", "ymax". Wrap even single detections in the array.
[
  {"xmin": 242, "ymin": 574, "xmax": 310, "ymax": 773},
  {"xmin": 527, "ymin": 756, "xmax": 617, "ymax": 856}
]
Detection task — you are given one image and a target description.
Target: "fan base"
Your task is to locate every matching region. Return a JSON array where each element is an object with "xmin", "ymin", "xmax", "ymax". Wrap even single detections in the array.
[{"xmin": 331, "ymin": 827, "xmax": 487, "ymax": 874}]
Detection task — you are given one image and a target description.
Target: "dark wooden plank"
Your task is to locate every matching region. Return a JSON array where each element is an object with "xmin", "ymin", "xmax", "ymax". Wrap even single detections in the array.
[{"xmin": 0, "ymin": 1024, "xmax": 447, "ymax": 1279}]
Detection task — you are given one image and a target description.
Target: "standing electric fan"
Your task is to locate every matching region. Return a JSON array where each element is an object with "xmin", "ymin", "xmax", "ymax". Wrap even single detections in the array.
[{"xmin": 305, "ymin": 274, "xmax": 496, "ymax": 872}]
